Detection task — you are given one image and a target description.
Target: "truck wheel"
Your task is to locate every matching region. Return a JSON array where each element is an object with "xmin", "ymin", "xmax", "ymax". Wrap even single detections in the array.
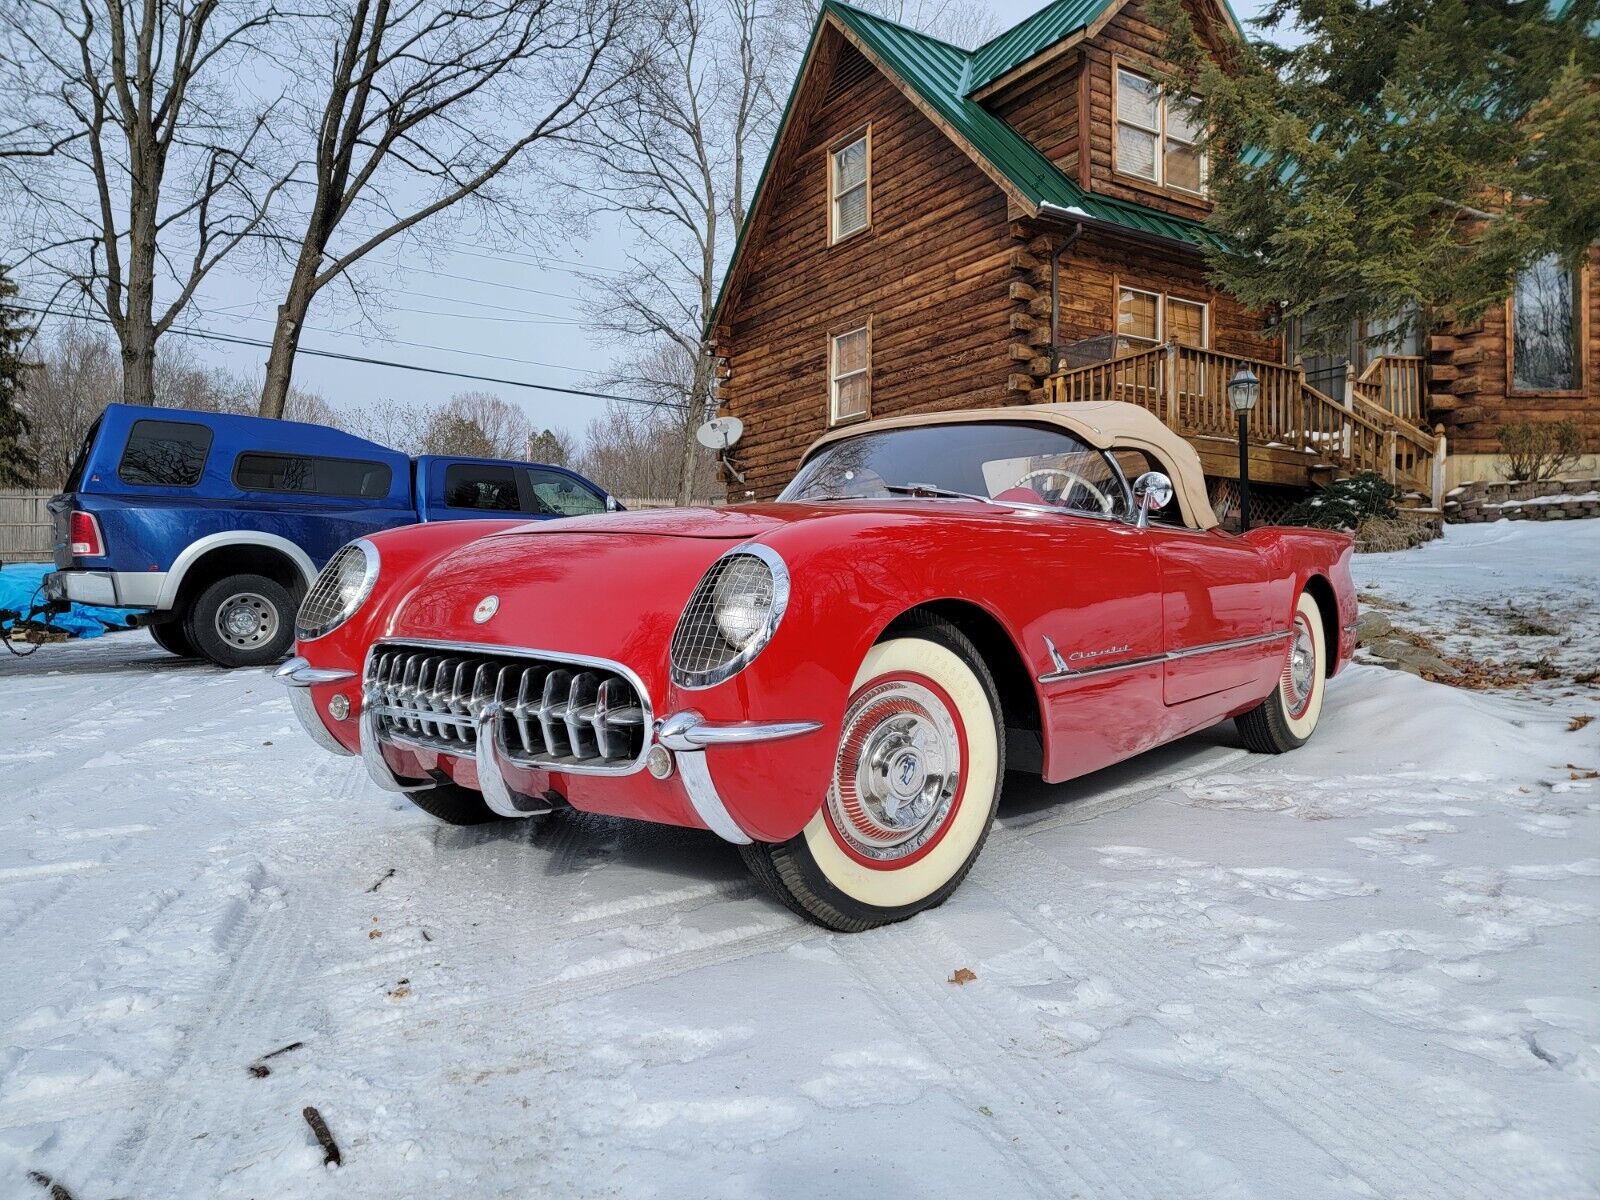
[
  {"xmin": 740, "ymin": 615, "xmax": 1004, "ymax": 932},
  {"xmin": 149, "ymin": 619, "xmax": 197, "ymax": 658},
  {"xmin": 186, "ymin": 573, "xmax": 298, "ymax": 668},
  {"xmin": 403, "ymin": 784, "xmax": 505, "ymax": 826}
]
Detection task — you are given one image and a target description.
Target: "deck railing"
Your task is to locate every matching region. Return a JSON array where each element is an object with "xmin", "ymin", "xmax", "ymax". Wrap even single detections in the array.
[{"xmin": 1045, "ymin": 343, "xmax": 1446, "ymax": 507}]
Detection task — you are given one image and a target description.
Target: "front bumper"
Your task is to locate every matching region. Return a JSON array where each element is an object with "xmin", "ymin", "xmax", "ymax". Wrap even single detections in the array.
[
  {"xmin": 45, "ymin": 569, "xmax": 166, "ymax": 609},
  {"xmin": 274, "ymin": 656, "xmax": 821, "ymax": 842}
]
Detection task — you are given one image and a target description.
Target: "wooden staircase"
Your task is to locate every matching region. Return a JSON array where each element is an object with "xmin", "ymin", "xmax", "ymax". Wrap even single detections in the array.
[{"xmin": 1044, "ymin": 344, "xmax": 1447, "ymax": 508}]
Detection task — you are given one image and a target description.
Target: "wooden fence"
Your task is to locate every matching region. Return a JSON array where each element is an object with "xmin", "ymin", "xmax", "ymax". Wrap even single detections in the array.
[{"xmin": 0, "ymin": 489, "xmax": 53, "ymax": 562}]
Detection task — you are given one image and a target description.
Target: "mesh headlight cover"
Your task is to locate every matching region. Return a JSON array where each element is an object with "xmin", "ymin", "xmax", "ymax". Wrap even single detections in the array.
[
  {"xmin": 295, "ymin": 540, "xmax": 378, "ymax": 640},
  {"xmin": 670, "ymin": 549, "xmax": 788, "ymax": 688}
]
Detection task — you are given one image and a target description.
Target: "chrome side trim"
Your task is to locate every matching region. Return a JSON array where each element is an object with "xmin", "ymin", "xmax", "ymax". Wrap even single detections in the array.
[
  {"xmin": 1038, "ymin": 629, "xmax": 1293, "ymax": 684},
  {"xmin": 656, "ymin": 710, "xmax": 823, "ymax": 751},
  {"xmin": 674, "ymin": 750, "xmax": 752, "ymax": 844},
  {"xmin": 360, "ymin": 700, "xmax": 437, "ymax": 792}
]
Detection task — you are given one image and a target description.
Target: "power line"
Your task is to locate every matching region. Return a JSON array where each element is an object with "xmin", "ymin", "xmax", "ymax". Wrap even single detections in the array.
[{"xmin": 15, "ymin": 303, "xmax": 684, "ymax": 412}]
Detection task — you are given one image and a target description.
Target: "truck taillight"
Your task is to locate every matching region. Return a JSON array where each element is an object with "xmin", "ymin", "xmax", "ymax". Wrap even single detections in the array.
[{"xmin": 70, "ymin": 511, "xmax": 105, "ymax": 557}]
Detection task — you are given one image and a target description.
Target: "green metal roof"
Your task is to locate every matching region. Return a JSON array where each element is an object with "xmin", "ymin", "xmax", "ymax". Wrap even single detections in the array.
[
  {"xmin": 826, "ymin": 2, "xmax": 1225, "ymax": 250},
  {"xmin": 967, "ymin": 0, "xmax": 1114, "ymax": 94}
]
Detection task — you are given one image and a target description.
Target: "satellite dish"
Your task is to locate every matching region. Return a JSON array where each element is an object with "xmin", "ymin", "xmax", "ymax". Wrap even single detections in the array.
[{"xmin": 696, "ymin": 415, "xmax": 744, "ymax": 450}]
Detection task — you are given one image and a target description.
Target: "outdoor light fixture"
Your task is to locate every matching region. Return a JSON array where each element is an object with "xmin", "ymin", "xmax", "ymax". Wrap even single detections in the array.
[{"xmin": 1228, "ymin": 367, "xmax": 1261, "ymax": 532}]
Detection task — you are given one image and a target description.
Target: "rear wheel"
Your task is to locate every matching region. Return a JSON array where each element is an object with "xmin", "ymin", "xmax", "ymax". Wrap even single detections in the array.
[
  {"xmin": 740, "ymin": 616, "xmax": 1003, "ymax": 932},
  {"xmin": 149, "ymin": 618, "xmax": 197, "ymax": 658},
  {"xmin": 1237, "ymin": 590, "xmax": 1327, "ymax": 753},
  {"xmin": 404, "ymin": 784, "xmax": 504, "ymax": 826},
  {"xmin": 185, "ymin": 573, "xmax": 299, "ymax": 668}
]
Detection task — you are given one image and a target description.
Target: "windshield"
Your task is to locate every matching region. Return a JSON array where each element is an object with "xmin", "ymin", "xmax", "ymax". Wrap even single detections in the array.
[{"xmin": 781, "ymin": 422, "xmax": 1133, "ymax": 519}]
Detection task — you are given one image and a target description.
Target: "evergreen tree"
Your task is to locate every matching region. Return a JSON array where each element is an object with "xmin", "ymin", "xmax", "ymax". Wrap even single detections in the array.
[
  {"xmin": 1154, "ymin": 0, "xmax": 1600, "ymax": 343},
  {"xmin": 0, "ymin": 264, "xmax": 37, "ymax": 486}
]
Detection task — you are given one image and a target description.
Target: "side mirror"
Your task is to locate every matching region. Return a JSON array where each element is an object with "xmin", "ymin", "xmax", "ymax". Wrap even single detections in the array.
[
  {"xmin": 605, "ymin": 495, "xmax": 620, "ymax": 512},
  {"xmin": 1132, "ymin": 471, "xmax": 1174, "ymax": 529}
]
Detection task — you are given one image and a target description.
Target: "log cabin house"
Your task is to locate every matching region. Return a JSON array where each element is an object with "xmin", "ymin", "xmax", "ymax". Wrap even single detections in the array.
[{"xmin": 707, "ymin": 0, "xmax": 1600, "ymax": 513}]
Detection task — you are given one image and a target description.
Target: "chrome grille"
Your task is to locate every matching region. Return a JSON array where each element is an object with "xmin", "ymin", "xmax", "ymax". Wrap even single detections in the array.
[{"xmin": 364, "ymin": 643, "xmax": 649, "ymax": 773}]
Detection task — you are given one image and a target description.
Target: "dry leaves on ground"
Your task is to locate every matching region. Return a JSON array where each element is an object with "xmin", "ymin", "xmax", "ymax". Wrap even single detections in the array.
[{"xmin": 948, "ymin": 967, "xmax": 977, "ymax": 985}]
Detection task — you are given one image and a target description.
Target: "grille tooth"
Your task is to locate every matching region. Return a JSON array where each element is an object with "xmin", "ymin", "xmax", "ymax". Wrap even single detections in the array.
[
  {"xmin": 540, "ymin": 669, "xmax": 573, "ymax": 758},
  {"xmin": 363, "ymin": 644, "xmax": 647, "ymax": 772}
]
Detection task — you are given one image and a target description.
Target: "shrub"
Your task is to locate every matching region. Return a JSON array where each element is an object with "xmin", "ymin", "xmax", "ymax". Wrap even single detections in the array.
[
  {"xmin": 1498, "ymin": 419, "xmax": 1583, "ymax": 482},
  {"xmin": 1282, "ymin": 472, "xmax": 1398, "ymax": 530}
]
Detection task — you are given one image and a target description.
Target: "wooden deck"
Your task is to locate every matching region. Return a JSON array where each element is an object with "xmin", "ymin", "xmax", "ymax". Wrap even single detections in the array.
[{"xmin": 1045, "ymin": 345, "xmax": 1446, "ymax": 506}]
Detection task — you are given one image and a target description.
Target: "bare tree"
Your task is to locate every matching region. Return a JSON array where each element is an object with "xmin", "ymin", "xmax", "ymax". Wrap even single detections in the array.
[
  {"xmin": 420, "ymin": 390, "xmax": 531, "ymax": 458},
  {"xmin": 0, "ymin": 1, "xmax": 294, "ymax": 408},
  {"xmin": 257, "ymin": 0, "xmax": 641, "ymax": 418},
  {"xmin": 583, "ymin": 339, "xmax": 719, "ymax": 501},
  {"xmin": 579, "ymin": 0, "xmax": 997, "ymax": 507}
]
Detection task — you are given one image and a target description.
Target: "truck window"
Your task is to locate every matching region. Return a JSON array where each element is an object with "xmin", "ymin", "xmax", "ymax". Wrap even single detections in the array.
[
  {"xmin": 234, "ymin": 452, "xmax": 392, "ymax": 499},
  {"xmin": 118, "ymin": 419, "xmax": 213, "ymax": 487},
  {"xmin": 525, "ymin": 467, "xmax": 605, "ymax": 516},
  {"xmin": 63, "ymin": 415, "xmax": 104, "ymax": 491},
  {"xmin": 444, "ymin": 463, "xmax": 521, "ymax": 511}
]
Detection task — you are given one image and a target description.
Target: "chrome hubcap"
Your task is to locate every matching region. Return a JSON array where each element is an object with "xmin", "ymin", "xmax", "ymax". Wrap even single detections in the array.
[
  {"xmin": 827, "ymin": 680, "xmax": 961, "ymax": 861},
  {"xmin": 215, "ymin": 592, "xmax": 279, "ymax": 650},
  {"xmin": 1283, "ymin": 617, "xmax": 1316, "ymax": 716}
]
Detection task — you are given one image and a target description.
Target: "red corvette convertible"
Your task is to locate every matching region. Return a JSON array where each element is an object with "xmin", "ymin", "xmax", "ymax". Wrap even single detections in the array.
[{"xmin": 278, "ymin": 402, "xmax": 1355, "ymax": 930}]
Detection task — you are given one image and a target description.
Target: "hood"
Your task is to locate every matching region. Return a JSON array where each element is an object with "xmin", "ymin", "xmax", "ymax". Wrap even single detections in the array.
[{"xmin": 504, "ymin": 506, "xmax": 783, "ymax": 540}]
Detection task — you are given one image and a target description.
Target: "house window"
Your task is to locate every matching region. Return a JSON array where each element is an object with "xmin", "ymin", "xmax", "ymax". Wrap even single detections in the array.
[
  {"xmin": 1117, "ymin": 286, "xmax": 1161, "ymax": 348},
  {"xmin": 1115, "ymin": 66, "xmax": 1207, "ymax": 196},
  {"xmin": 1512, "ymin": 254, "xmax": 1580, "ymax": 391},
  {"xmin": 1117, "ymin": 288, "xmax": 1208, "ymax": 351},
  {"xmin": 1167, "ymin": 297, "xmax": 1208, "ymax": 348},
  {"xmin": 830, "ymin": 325, "xmax": 870, "ymax": 423},
  {"xmin": 830, "ymin": 131, "xmax": 870, "ymax": 242}
]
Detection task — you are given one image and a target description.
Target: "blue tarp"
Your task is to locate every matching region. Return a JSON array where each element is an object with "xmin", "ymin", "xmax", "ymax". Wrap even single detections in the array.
[{"xmin": 0, "ymin": 564, "xmax": 140, "ymax": 639}]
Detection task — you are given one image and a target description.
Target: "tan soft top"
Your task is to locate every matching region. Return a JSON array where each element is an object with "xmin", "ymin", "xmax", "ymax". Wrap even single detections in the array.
[{"xmin": 801, "ymin": 401, "xmax": 1219, "ymax": 530}]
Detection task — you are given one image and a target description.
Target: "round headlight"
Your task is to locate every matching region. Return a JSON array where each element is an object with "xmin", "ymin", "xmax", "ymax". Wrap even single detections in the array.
[
  {"xmin": 670, "ymin": 546, "xmax": 790, "ymax": 689},
  {"xmin": 295, "ymin": 539, "xmax": 380, "ymax": 641},
  {"xmin": 712, "ymin": 558, "xmax": 775, "ymax": 650}
]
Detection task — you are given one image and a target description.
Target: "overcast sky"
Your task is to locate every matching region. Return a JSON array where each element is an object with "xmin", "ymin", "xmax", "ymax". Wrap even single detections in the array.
[{"xmin": 71, "ymin": 0, "xmax": 1278, "ymax": 444}]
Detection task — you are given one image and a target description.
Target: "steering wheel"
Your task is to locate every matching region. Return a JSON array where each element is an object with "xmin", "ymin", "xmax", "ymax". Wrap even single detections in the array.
[{"xmin": 1013, "ymin": 467, "xmax": 1115, "ymax": 514}]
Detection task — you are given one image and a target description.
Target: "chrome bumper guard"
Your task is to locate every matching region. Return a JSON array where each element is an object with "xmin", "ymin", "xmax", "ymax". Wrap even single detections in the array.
[
  {"xmin": 273, "ymin": 657, "xmax": 356, "ymax": 759},
  {"xmin": 277, "ymin": 656, "xmax": 823, "ymax": 837},
  {"xmin": 656, "ymin": 712, "xmax": 822, "ymax": 845}
]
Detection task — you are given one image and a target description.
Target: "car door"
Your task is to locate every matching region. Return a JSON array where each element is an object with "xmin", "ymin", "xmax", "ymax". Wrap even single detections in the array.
[{"xmin": 1145, "ymin": 526, "xmax": 1293, "ymax": 706}]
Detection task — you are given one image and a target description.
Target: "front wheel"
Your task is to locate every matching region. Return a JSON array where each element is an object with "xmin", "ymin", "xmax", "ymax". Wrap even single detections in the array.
[
  {"xmin": 404, "ymin": 784, "xmax": 506, "ymax": 826},
  {"xmin": 1236, "ymin": 590, "xmax": 1327, "ymax": 754},
  {"xmin": 741, "ymin": 616, "xmax": 1004, "ymax": 932}
]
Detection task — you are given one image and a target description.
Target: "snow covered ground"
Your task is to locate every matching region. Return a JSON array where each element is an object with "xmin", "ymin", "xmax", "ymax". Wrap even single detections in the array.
[{"xmin": 2, "ymin": 521, "xmax": 1596, "ymax": 1199}]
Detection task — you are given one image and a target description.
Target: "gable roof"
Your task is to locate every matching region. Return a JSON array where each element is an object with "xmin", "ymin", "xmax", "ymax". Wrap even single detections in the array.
[
  {"xmin": 967, "ymin": 0, "xmax": 1242, "ymax": 98},
  {"xmin": 708, "ymin": 1, "xmax": 1227, "ymax": 337}
]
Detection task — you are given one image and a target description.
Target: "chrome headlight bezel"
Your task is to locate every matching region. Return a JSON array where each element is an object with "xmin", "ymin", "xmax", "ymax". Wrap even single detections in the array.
[
  {"xmin": 669, "ymin": 544, "xmax": 790, "ymax": 690},
  {"xmin": 295, "ymin": 538, "xmax": 381, "ymax": 641}
]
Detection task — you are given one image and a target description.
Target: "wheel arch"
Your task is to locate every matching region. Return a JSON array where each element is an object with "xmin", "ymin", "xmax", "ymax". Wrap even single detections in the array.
[
  {"xmin": 1299, "ymin": 573, "xmax": 1341, "ymax": 674},
  {"xmin": 159, "ymin": 534, "xmax": 315, "ymax": 614},
  {"xmin": 881, "ymin": 598, "xmax": 1045, "ymax": 774}
]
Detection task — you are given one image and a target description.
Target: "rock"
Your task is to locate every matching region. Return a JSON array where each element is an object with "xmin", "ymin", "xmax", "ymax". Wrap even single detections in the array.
[
  {"xmin": 1366, "ymin": 638, "xmax": 1460, "ymax": 678},
  {"xmin": 1354, "ymin": 611, "xmax": 1393, "ymax": 645}
]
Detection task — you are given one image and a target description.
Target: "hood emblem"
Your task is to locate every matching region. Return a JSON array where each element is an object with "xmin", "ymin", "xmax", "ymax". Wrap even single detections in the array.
[{"xmin": 473, "ymin": 595, "xmax": 499, "ymax": 624}]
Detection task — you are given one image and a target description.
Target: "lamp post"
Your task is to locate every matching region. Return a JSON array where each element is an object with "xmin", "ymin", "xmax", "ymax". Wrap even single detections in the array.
[{"xmin": 1228, "ymin": 367, "xmax": 1261, "ymax": 532}]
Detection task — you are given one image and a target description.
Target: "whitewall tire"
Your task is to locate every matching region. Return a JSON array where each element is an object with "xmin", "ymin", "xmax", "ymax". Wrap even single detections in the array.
[
  {"xmin": 740, "ymin": 615, "xmax": 1003, "ymax": 931},
  {"xmin": 1237, "ymin": 590, "xmax": 1327, "ymax": 753}
]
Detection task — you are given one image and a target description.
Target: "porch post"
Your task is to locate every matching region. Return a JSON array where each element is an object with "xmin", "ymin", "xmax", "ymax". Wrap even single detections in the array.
[{"xmin": 1431, "ymin": 425, "xmax": 1448, "ymax": 511}]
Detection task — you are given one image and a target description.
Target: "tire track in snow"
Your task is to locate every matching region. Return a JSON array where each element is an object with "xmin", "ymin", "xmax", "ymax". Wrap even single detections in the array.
[{"xmin": 984, "ymin": 835, "xmax": 1508, "ymax": 1200}]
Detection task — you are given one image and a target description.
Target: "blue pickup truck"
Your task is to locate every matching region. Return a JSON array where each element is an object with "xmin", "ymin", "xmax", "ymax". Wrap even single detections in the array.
[{"xmin": 45, "ymin": 404, "xmax": 616, "ymax": 667}]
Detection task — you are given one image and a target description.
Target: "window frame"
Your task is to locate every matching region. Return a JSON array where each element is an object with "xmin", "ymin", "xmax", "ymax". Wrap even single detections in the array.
[
  {"xmin": 828, "ymin": 321, "xmax": 872, "ymax": 426},
  {"xmin": 1115, "ymin": 280, "xmax": 1211, "ymax": 352},
  {"xmin": 116, "ymin": 418, "xmax": 214, "ymax": 489},
  {"xmin": 1506, "ymin": 255, "xmax": 1587, "ymax": 396},
  {"xmin": 231, "ymin": 450, "xmax": 393, "ymax": 500},
  {"xmin": 828, "ymin": 125, "xmax": 872, "ymax": 245},
  {"xmin": 1112, "ymin": 60, "xmax": 1209, "ymax": 200}
]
